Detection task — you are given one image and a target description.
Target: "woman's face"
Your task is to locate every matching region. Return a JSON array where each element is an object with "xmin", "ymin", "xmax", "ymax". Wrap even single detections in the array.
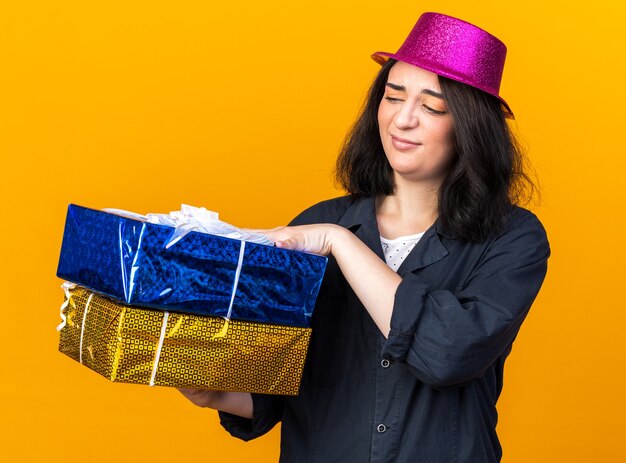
[{"xmin": 378, "ymin": 61, "xmax": 455, "ymax": 187}]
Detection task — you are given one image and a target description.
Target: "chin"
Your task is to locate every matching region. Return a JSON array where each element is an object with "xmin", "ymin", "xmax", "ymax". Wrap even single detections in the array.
[
  {"xmin": 393, "ymin": 168, "xmax": 448, "ymax": 185},
  {"xmin": 388, "ymin": 162, "xmax": 424, "ymax": 177}
]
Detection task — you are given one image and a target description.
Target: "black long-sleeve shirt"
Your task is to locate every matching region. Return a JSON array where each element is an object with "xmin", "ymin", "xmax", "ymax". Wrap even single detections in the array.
[{"xmin": 220, "ymin": 196, "xmax": 550, "ymax": 462}]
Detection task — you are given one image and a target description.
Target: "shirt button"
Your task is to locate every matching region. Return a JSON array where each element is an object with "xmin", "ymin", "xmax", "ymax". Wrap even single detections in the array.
[
  {"xmin": 380, "ymin": 359, "xmax": 390, "ymax": 368},
  {"xmin": 377, "ymin": 424, "xmax": 387, "ymax": 433}
]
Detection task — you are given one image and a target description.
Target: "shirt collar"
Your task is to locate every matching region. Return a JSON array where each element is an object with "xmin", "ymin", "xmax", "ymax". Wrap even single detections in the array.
[
  {"xmin": 337, "ymin": 196, "xmax": 457, "ymax": 240},
  {"xmin": 337, "ymin": 196, "xmax": 452, "ymax": 274},
  {"xmin": 337, "ymin": 196, "xmax": 378, "ymax": 231}
]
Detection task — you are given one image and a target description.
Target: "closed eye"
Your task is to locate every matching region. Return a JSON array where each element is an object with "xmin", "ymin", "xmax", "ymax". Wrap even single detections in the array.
[
  {"xmin": 384, "ymin": 96, "xmax": 403, "ymax": 103},
  {"xmin": 423, "ymin": 104, "xmax": 447, "ymax": 116}
]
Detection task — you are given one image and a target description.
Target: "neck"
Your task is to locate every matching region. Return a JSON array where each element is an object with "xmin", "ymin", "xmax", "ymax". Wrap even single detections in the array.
[{"xmin": 376, "ymin": 177, "xmax": 441, "ymax": 238}]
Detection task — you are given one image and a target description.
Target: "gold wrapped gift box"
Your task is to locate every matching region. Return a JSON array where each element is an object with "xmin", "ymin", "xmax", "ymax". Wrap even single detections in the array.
[{"xmin": 59, "ymin": 287, "xmax": 311, "ymax": 395}]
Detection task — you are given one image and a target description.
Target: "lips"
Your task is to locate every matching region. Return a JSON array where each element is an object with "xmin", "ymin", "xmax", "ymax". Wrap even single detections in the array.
[{"xmin": 391, "ymin": 135, "xmax": 421, "ymax": 150}]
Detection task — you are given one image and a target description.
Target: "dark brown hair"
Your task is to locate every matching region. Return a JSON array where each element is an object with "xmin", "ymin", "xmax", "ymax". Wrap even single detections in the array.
[{"xmin": 335, "ymin": 59, "xmax": 535, "ymax": 241}]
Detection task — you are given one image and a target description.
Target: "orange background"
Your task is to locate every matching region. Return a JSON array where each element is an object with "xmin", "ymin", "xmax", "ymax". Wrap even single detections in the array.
[{"xmin": 1, "ymin": 1, "xmax": 625, "ymax": 461}]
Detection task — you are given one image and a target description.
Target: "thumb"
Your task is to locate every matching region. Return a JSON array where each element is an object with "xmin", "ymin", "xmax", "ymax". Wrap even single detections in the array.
[{"xmin": 274, "ymin": 239, "xmax": 301, "ymax": 251}]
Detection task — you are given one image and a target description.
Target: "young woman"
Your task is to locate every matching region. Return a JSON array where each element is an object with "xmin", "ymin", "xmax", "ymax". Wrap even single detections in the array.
[{"xmin": 180, "ymin": 12, "xmax": 550, "ymax": 462}]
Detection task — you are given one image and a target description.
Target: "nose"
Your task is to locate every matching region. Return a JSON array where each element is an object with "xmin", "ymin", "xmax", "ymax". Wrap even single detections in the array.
[{"xmin": 393, "ymin": 101, "xmax": 419, "ymax": 130}]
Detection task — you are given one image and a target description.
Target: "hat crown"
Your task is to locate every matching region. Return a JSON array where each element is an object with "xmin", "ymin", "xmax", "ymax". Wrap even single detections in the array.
[{"xmin": 373, "ymin": 12, "xmax": 510, "ymax": 113}]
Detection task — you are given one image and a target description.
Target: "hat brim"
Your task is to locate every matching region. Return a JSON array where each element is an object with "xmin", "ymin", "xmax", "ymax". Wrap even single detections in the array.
[{"xmin": 371, "ymin": 52, "xmax": 514, "ymax": 118}]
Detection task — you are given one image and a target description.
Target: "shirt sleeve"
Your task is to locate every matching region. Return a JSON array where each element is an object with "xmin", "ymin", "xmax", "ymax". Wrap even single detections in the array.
[
  {"xmin": 218, "ymin": 394, "xmax": 285, "ymax": 441},
  {"xmin": 218, "ymin": 198, "xmax": 350, "ymax": 440},
  {"xmin": 217, "ymin": 201, "xmax": 344, "ymax": 440},
  {"xmin": 381, "ymin": 212, "xmax": 550, "ymax": 388}
]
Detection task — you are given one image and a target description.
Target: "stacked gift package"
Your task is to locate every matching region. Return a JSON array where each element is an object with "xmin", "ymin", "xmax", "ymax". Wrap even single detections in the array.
[{"xmin": 56, "ymin": 204, "xmax": 327, "ymax": 395}]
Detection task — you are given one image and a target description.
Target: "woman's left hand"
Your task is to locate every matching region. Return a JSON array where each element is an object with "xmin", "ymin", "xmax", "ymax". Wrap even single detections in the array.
[{"xmin": 259, "ymin": 224, "xmax": 345, "ymax": 256}]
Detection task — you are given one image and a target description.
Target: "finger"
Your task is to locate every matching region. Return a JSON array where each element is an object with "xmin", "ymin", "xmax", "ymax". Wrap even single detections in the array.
[
  {"xmin": 274, "ymin": 239, "xmax": 302, "ymax": 251},
  {"xmin": 177, "ymin": 388, "xmax": 217, "ymax": 407},
  {"xmin": 177, "ymin": 387, "xmax": 202, "ymax": 400},
  {"xmin": 274, "ymin": 240, "xmax": 290, "ymax": 249},
  {"xmin": 262, "ymin": 229, "xmax": 293, "ymax": 244},
  {"xmin": 240, "ymin": 227, "xmax": 265, "ymax": 234},
  {"xmin": 177, "ymin": 387, "xmax": 197, "ymax": 395},
  {"xmin": 241, "ymin": 226, "xmax": 284, "ymax": 234}
]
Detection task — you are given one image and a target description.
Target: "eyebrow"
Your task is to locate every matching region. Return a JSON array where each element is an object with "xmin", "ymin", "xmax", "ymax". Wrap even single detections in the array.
[{"xmin": 385, "ymin": 83, "xmax": 445, "ymax": 99}]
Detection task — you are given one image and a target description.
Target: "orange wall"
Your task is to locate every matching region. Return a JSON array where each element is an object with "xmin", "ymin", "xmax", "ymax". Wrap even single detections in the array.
[{"xmin": 1, "ymin": 1, "xmax": 624, "ymax": 461}]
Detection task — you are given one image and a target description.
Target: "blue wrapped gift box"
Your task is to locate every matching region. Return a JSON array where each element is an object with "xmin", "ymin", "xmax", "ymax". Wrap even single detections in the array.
[{"xmin": 57, "ymin": 204, "xmax": 327, "ymax": 327}]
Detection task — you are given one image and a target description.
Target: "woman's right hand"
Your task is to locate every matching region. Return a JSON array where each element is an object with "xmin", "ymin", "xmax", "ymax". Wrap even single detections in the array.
[
  {"xmin": 177, "ymin": 388, "xmax": 254, "ymax": 419},
  {"xmin": 177, "ymin": 388, "xmax": 222, "ymax": 408}
]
